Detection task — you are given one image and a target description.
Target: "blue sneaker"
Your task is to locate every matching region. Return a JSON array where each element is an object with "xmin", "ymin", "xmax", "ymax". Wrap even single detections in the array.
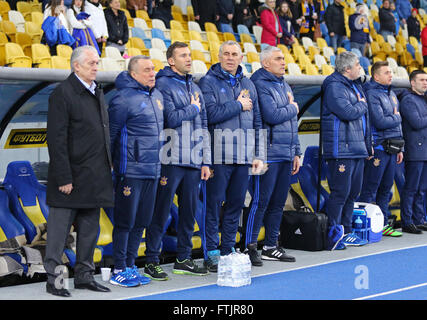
[
  {"xmin": 335, "ymin": 240, "xmax": 347, "ymax": 250},
  {"xmin": 327, "ymin": 225, "xmax": 345, "ymax": 251},
  {"xmin": 130, "ymin": 265, "xmax": 151, "ymax": 285},
  {"xmin": 109, "ymin": 268, "xmax": 140, "ymax": 287},
  {"xmin": 342, "ymin": 232, "xmax": 368, "ymax": 246}
]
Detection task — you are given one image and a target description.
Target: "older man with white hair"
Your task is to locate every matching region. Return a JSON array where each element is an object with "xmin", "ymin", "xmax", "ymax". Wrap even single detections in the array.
[
  {"xmin": 321, "ymin": 51, "xmax": 373, "ymax": 250},
  {"xmin": 45, "ymin": 45, "xmax": 114, "ymax": 297},
  {"xmin": 245, "ymin": 45, "xmax": 301, "ymax": 266}
]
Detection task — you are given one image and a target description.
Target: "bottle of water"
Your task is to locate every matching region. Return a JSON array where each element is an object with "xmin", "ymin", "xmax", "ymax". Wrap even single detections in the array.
[
  {"xmin": 217, "ymin": 254, "xmax": 231, "ymax": 287},
  {"xmin": 217, "ymin": 252, "xmax": 252, "ymax": 287}
]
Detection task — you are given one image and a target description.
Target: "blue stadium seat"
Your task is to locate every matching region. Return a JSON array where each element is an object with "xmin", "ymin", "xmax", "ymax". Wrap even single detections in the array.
[
  {"xmin": 237, "ymin": 24, "xmax": 256, "ymax": 44},
  {"xmin": 131, "ymin": 27, "xmax": 152, "ymax": 49},
  {"xmin": 360, "ymin": 56, "xmax": 371, "ymax": 74},
  {"xmin": 2, "ymin": 161, "xmax": 49, "ymax": 245},
  {"xmin": 151, "ymin": 28, "xmax": 171, "ymax": 48},
  {"xmin": 406, "ymin": 44, "xmax": 415, "ymax": 59},
  {"xmin": 0, "ymin": 189, "xmax": 26, "ymax": 249}
]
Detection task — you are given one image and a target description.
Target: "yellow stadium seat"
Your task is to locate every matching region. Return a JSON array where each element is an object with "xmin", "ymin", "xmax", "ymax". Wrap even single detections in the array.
[
  {"xmin": 305, "ymin": 63, "xmax": 319, "ymax": 75},
  {"xmin": 240, "ymin": 33, "xmax": 254, "ymax": 44},
  {"xmin": 206, "ymin": 31, "xmax": 221, "ymax": 44},
  {"xmin": 135, "ymin": 10, "xmax": 152, "ymax": 28},
  {"xmin": 337, "ymin": 47, "xmax": 346, "ymax": 55},
  {"xmin": 297, "ymin": 53, "xmax": 311, "ymax": 70},
  {"xmin": 277, "ymin": 44, "xmax": 290, "ymax": 55},
  {"xmin": 16, "ymin": 32, "xmax": 32, "ymax": 58},
  {"xmin": 151, "ymin": 58, "xmax": 164, "ymax": 72},
  {"xmin": 223, "ymin": 32, "xmax": 237, "ymax": 42},
  {"xmin": 316, "ymin": 37, "xmax": 328, "ymax": 50},
  {"xmin": 25, "ymin": 21, "xmax": 42, "ymax": 43},
  {"xmin": 0, "ymin": 21, "xmax": 17, "ymax": 42},
  {"xmin": 246, "ymin": 51, "xmax": 259, "ymax": 63},
  {"xmin": 0, "ymin": 1, "xmax": 10, "ymax": 20},
  {"xmin": 191, "ymin": 49, "xmax": 210, "ymax": 68},
  {"xmin": 5, "ymin": 42, "xmax": 32, "ymax": 67},
  {"xmin": 187, "ymin": 5, "xmax": 195, "ymax": 21},
  {"xmin": 322, "ymin": 64, "xmax": 335, "ymax": 75},
  {"xmin": 409, "ymin": 36, "xmax": 419, "ymax": 51},
  {"xmin": 121, "ymin": 8, "xmax": 134, "ymax": 27},
  {"xmin": 381, "ymin": 42, "xmax": 393, "ymax": 55},
  {"xmin": 415, "ymin": 51, "xmax": 423, "ymax": 66},
  {"xmin": 205, "ymin": 22, "xmax": 223, "ymax": 41},
  {"xmin": 126, "ymin": 37, "xmax": 149, "ymax": 55},
  {"xmin": 31, "ymin": 11, "xmax": 43, "ymax": 28},
  {"xmin": 56, "ymin": 44, "xmax": 72, "ymax": 62},
  {"xmin": 127, "ymin": 47, "xmax": 142, "ymax": 56},
  {"xmin": 308, "ymin": 46, "xmax": 320, "ymax": 61},
  {"xmin": 171, "ymin": 29, "xmax": 189, "ymax": 44},
  {"xmin": 31, "ymin": 43, "xmax": 51, "ymax": 68},
  {"xmin": 16, "ymin": 1, "xmax": 32, "ymax": 21},
  {"xmin": 51, "ymin": 55, "xmax": 70, "ymax": 69},
  {"xmin": 284, "ymin": 53, "xmax": 295, "ymax": 64},
  {"xmin": 172, "ymin": 11, "xmax": 186, "ymax": 22},
  {"xmin": 189, "ymin": 30, "xmax": 209, "ymax": 50},
  {"xmin": 170, "ymin": 19, "xmax": 189, "ymax": 35},
  {"xmin": 0, "ymin": 31, "xmax": 8, "ymax": 66}
]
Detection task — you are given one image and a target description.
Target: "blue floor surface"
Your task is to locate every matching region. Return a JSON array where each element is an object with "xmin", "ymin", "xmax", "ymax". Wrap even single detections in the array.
[{"xmin": 131, "ymin": 246, "xmax": 427, "ymax": 300}]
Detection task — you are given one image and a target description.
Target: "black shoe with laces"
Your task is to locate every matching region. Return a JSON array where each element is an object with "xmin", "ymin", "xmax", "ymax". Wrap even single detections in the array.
[
  {"xmin": 261, "ymin": 246, "xmax": 296, "ymax": 262},
  {"xmin": 173, "ymin": 259, "xmax": 209, "ymax": 276},
  {"xmin": 416, "ymin": 223, "xmax": 427, "ymax": 231},
  {"xmin": 144, "ymin": 262, "xmax": 169, "ymax": 281},
  {"xmin": 246, "ymin": 243, "xmax": 263, "ymax": 267}
]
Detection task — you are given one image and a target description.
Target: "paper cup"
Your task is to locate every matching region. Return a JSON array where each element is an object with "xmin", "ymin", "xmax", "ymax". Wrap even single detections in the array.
[{"xmin": 101, "ymin": 267, "xmax": 111, "ymax": 282}]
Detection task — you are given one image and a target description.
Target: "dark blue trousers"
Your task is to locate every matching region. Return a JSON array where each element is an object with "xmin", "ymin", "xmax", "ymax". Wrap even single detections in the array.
[
  {"xmin": 145, "ymin": 165, "xmax": 200, "ymax": 262},
  {"xmin": 205, "ymin": 164, "xmax": 249, "ymax": 255},
  {"xmin": 401, "ymin": 161, "xmax": 427, "ymax": 226},
  {"xmin": 246, "ymin": 161, "xmax": 292, "ymax": 247},
  {"xmin": 112, "ymin": 177, "xmax": 158, "ymax": 270},
  {"xmin": 326, "ymin": 158, "xmax": 364, "ymax": 234},
  {"xmin": 359, "ymin": 149, "xmax": 397, "ymax": 225}
]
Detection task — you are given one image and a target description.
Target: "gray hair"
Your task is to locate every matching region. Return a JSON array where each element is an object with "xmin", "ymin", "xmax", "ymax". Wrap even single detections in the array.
[
  {"xmin": 128, "ymin": 55, "xmax": 151, "ymax": 73},
  {"xmin": 219, "ymin": 40, "xmax": 242, "ymax": 56},
  {"xmin": 335, "ymin": 51, "xmax": 359, "ymax": 74},
  {"xmin": 70, "ymin": 45, "xmax": 99, "ymax": 71},
  {"xmin": 260, "ymin": 45, "xmax": 282, "ymax": 67}
]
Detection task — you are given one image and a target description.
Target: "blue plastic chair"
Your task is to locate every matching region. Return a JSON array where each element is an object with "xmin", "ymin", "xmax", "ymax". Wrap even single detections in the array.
[
  {"xmin": 151, "ymin": 28, "xmax": 171, "ymax": 48},
  {"xmin": 131, "ymin": 27, "xmax": 152, "ymax": 49},
  {"xmin": 406, "ymin": 43, "xmax": 415, "ymax": 59},
  {"xmin": 360, "ymin": 56, "xmax": 371, "ymax": 74},
  {"xmin": 237, "ymin": 24, "xmax": 256, "ymax": 43}
]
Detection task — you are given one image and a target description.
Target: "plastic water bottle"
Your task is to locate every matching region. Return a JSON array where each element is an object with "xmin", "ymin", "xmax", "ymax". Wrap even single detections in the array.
[
  {"xmin": 354, "ymin": 215, "xmax": 363, "ymax": 230},
  {"xmin": 217, "ymin": 254, "xmax": 232, "ymax": 287},
  {"xmin": 217, "ymin": 252, "xmax": 251, "ymax": 287}
]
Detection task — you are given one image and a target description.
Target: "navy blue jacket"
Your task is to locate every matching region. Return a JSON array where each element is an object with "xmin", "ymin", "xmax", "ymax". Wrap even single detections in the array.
[
  {"xmin": 109, "ymin": 71, "xmax": 164, "ymax": 179},
  {"xmin": 155, "ymin": 66, "xmax": 211, "ymax": 168},
  {"xmin": 250, "ymin": 68, "xmax": 301, "ymax": 162},
  {"xmin": 363, "ymin": 79, "xmax": 402, "ymax": 148},
  {"xmin": 321, "ymin": 71, "xmax": 372, "ymax": 159},
  {"xmin": 199, "ymin": 63, "xmax": 263, "ymax": 165},
  {"xmin": 349, "ymin": 13, "xmax": 370, "ymax": 44},
  {"xmin": 399, "ymin": 89, "xmax": 427, "ymax": 161}
]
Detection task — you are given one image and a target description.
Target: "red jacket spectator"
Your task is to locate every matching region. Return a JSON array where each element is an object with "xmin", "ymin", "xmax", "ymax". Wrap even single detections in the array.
[
  {"xmin": 260, "ymin": 3, "xmax": 283, "ymax": 46},
  {"xmin": 421, "ymin": 25, "xmax": 427, "ymax": 63}
]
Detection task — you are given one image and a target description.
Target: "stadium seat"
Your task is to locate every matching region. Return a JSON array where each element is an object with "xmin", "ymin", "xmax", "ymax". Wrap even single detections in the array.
[
  {"xmin": 133, "ymin": 17, "xmax": 150, "ymax": 32},
  {"xmin": 243, "ymin": 42, "xmax": 257, "ymax": 54},
  {"xmin": 277, "ymin": 43, "xmax": 290, "ymax": 55},
  {"xmin": 314, "ymin": 54, "xmax": 327, "ymax": 69},
  {"xmin": 170, "ymin": 19, "xmax": 189, "ymax": 38},
  {"xmin": 191, "ymin": 59, "xmax": 208, "ymax": 74},
  {"xmin": 135, "ymin": 10, "xmax": 152, "ymax": 28},
  {"xmin": 151, "ymin": 18, "xmax": 170, "ymax": 39},
  {"xmin": 31, "ymin": 10, "xmax": 43, "ymax": 27},
  {"xmin": 126, "ymin": 47, "xmax": 142, "ymax": 56},
  {"xmin": 151, "ymin": 37, "xmax": 167, "ymax": 53},
  {"xmin": 151, "ymin": 58, "xmax": 164, "ymax": 72},
  {"xmin": 308, "ymin": 46, "xmax": 320, "ymax": 61},
  {"xmin": 105, "ymin": 46, "xmax": 126, "ymax": 69},
  {"xmin": 301, "ymin": 37, "xmax": 314, "ymax": 51},
  {"xmin": 187, "ymin": 5, "xmax": 195, "ymax": 21},
  {"xmin": 8, "ymin": 10, "xmax": 26, "ymax": 32},
  {"xmin": 150, "ymin": 28, "xmax": 170, "ymax": 48},
  {"xmin": 237, "ymin": 24, "xmax": 256, "ymax": 43},
  {"xmin": 0, "ymin": 189, "xmax": 27, "ymax": 251},
  {"xmin": 206, "ymin": 31, "xmax": 221, "ymax": 45},
  {"xmin": 251, "ymin": 61, "xmax": 261, "ymax": 72},
  {"xmin": 56, "ymin": 44, "xmax": 72, "ymax": 63},
  {"xmin": 252, "ymin": 25, "xmax": 262, "ymax": 44},
  {"xmin": 24, "ymin": 21, "xmax": 42, "ymax": 43},
  {"xmin": 0, "ymin": 0, "xmax": 11, "ymax": 20},
  {"xmin": 2, "ymin": 161, "xmax": 50, "ymax": 244},
  {"xmin": 0, "ymin": 20, "xmax": 17, "ymax": 42},
  {"xmin": 132, "ymin": 26, "xmax": 152, "ymax": 49},
  {"xmin": 359, "ymin": 56, "xmax": 371, "ymax": 74},
  {"xmin": 15, "ymin": 32, "xmax": 32, "ymax": 58},
  {"xmin": 189, "ymin": 30, "xmax": 208, "ymax": 50},
  {"xmin": 5, "ymin": 42, "xmax": 31, "ymax": 67},
  {"xmin": 51, "ymin": 55, "xmax": 70, "ymax": 69},
  {"xmin": 395, "ymin": 66, "xmax": 409, "ymax": 78},
  {"xmin": 171, "ymin": 29, "xmax": 189, "ymax": 45},
  {"xmin": 0, "ymin": 31, "xmax": 8, "ymax": 65},
  {"xmin": 284, "ymin": 53, "xmax": 295, "ymax": 64},
  {"xmin": 31, "ymin": 43, "xmax": 52, "ymax": 68},
  {"xmin": 127, "ymin": 36, "xmax": 149, "ymax": 55},
  {"xmin": 149, "ymin": 47, "xmax": 167, "ymax": 63},
  {"xmin": 287, "ymin": 63, "xmax": 302, "ymax": 75},
  {"xmin": 191, "ymin": 49, "xmax": 210, "ymax": 66},
  {"xmin": 321, "ymin": 64, "xmax": 334, "ymax": 75},
  {"xmin": 246, "ymin": 51, "xmax": 259, "ymax": 63},
  {"xmin": 305, "ymin": 63, "xmax": 319, "ymax": 75},
  {"xmin": 188, "ymin": 20, "xmax": 206, "ymax": 38},
  {"xmin": 223, "ymin": 31, "xmax": 237, "ymax": 42}
]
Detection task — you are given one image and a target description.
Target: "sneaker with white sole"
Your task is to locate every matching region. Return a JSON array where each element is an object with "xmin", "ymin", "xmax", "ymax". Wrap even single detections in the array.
[
  {"xmin": 342, "ymin": 232, "xmax": 368, "ymax": 246},
  {"xmin": 173, "ymin": 259, "xmax": 209, "ymax": 276},
  {"xmin": 130, "ymin": 265, "xmax": 151, "ymax": 285},
  {"xmin": 109, "ymin": 267, "xmax": 140, "ymax": 287},
  {"xmin": 261, "ymin": 246, "xmax": 296, "ymax": 262}
]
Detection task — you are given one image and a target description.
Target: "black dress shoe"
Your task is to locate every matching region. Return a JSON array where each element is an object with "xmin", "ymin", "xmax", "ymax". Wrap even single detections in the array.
[
  {"xmin": 402, "ymin": 224, "xmax": 423, "ymax": 234},
  {"xmin": 74, "ymin": 280, "xmax": 111, "ymax": 292},
  {"xmin": 416, "ymin": 223, "xmax": 427, "ymax": 231},
  {"xmin": 46, "ymin": 283, "xmax": 71, "ymax": 297}
]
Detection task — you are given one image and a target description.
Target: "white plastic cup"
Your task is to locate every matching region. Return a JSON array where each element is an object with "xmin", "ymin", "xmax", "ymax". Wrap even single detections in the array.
[{"xmin": 101, "ymin": 267, "xmax": 111, "ymax": 282}]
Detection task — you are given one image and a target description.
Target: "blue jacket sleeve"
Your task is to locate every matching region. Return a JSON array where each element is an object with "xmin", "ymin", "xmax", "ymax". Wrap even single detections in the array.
[
  {"xmin": 108, "ymin": 93, "xmax": 128, "ymax": 161},
  {"xmin": 257, "ymin": 84, "xmax": 298, "ymax": 125},
  {"xmin": 251, "ymin": 89, "xmax": 265, "ymax": 161},
  {"xmin": 325, "ymin": 82, "xmax": 368, "ymax": 121},
  {"xmin": 401, "ymin": 95, "xmax": 427, "ymax": 130},
  {"xmin": 367, "ymin": 92, "xmax": 402, "ymax": 130},
  {"xmin": 199, "ymin": 77, "xmax": 242, "ymax": 125},
  {"xmin": 199, "ymin": 93, "xmax": 212, "ymax": 166},
  {"xmin": 157, "ymin": 81, "xmax": 199, "ymax": 129}
]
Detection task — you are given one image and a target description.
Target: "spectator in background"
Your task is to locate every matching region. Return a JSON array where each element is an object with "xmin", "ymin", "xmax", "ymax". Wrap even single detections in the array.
[
  {"xmin": 421, "ymin": 25, "xmax": 427, "ymax": 66},
  {"xmin": 217, "ymin": 0, "xmax": 235, "ymax": 32},
  {"xmin": 233, "ymin": 0, "xmax": 256, "ymax": 32},
  {"xmin": 325, "ymin": 0, "xmax": 346, "ymax": 52},
  {"xmin": 249, "ymin": 0, "xmax": 264, "ymax": 23},
  {"xmin": 379, "ymin": 0, "xmax": 397, "ymax": 39},
  {"xmin": 396, "ymin": 0, "xmax": 412, "ymax": 24},
  {"xmin": 408, "ymin": 8, "xmax": 421, "ymax": 41},
  {"xmin": 277, "ymin": 1, "xmax": 296, "ymax": 46},
  {"xmin": 85, "ymin": 0, "xmax": 108, "ymax": 54},
  {"xmin": 349, "ymin": 3, "xmax": 370, "ymax": 56},
  {"xmin": 104, "ymin": 0, "xmax": 129, "ymax": 54},
  {"xmin": 259, "ymin": 0, "xmax": 283, "ymax": 46},
  {"xmin": 287, "ymin": 0, "xmax": 303, "ymax": 39},
  {"xmin": 152, "ymin": 0, "xmax": 173, "ymax": 28},
  {"xmin": 67, "ymin": 0, "xmax": 101, "ymax": 55},
  {"xmin": 191, "ymin": 0, "xmax": 219, "ymax": 31},
  {"xmin": 126, "ymin": 0, "xmax": 146, "ymax": 17},
  {"xmin": 390, "ymin": 2, "xmax": 400, "ymax": 36},
  {"xmin": 43, "ymin": 0, "xmax": 72, "ymax": 55},
  {"xmin": 299, "ymin": 0, "xmax": 320, "ymax": 40}
]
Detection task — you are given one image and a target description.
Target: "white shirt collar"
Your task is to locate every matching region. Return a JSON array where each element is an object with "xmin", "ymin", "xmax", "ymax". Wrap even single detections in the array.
[{"xmin": 75, "ymin": 73, "xmax": 97, "ymax": 95}]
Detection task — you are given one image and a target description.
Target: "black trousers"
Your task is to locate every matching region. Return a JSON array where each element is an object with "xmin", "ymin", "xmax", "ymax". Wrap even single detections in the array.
[{"xmin": 44, "ymin": 207, "xmax": 100, "ymax": 286}]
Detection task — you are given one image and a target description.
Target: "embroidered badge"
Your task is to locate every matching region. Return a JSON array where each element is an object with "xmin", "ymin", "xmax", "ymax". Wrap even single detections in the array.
[
  {"xmin": 339, "ymin": 164, "xmax": 346, "ymax": 173},
  {"xmin": 160, "ymin": 176, "xmax": 168, "ymax": 186},
  {"xmin": 156, "ymin": 99, "xmax": 163, "ymax": 111},
  {"xmin": 392, "ymin": 96, "xmax": 397, "ymax": 105},
  {"xmin": 241, "ymin": 89, "xmax": 250, "ymax": 98},
  {"xmin": 209, "ymin": 168, "xmax": 214, "ymax": 179},
  {"xmin": 123, "ymin": 186, "xmax": 131, "ymax": 197},
  {"xmin": 373, "ymin": 158, "xmax": 381, "ymax": 167}
]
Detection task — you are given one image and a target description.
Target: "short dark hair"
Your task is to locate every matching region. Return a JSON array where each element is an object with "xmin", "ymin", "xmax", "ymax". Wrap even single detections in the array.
[
  {"xmin": 166, "ymin": 41, "xmax": 189, "ymax": 60},
  {"xmin": 409, "ymin": 69, "xmax": 427, "ymax": 82},
  {"xmin": 371, "ymin": 61, "xmax": 389, "ymax": 77}
]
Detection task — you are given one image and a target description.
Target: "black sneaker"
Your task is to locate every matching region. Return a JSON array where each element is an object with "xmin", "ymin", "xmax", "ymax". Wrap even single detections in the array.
[
  {"xmin": 246, "ymin": 243, "xmax": 263, "ymax": 267},
  {"xmin": 261, "ymin": 246, "xmax": 296, "ymax": 262},
  {"xmin": 416, "ymin": 223, "xmax": 427, "ymax": 231},
  {"xmin": 144, "ymin": 262, "xmax": 169, "ymax": 281},
  {"xmin": 402, "ymin": 224, "xmax": 423, "ymax": 234},
  {"xmin": 173, "ymin": 259, "xmax": 209, "ymax": 276}
]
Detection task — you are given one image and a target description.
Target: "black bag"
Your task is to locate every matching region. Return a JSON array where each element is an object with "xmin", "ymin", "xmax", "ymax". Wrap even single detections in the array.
[
  {"xmin": 279, "ymin": 208, "xmax": 328, "ymax": 251},
  {"xmin": 381, "ymin": 138, "xmax": 405, "ymax": 154}
]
